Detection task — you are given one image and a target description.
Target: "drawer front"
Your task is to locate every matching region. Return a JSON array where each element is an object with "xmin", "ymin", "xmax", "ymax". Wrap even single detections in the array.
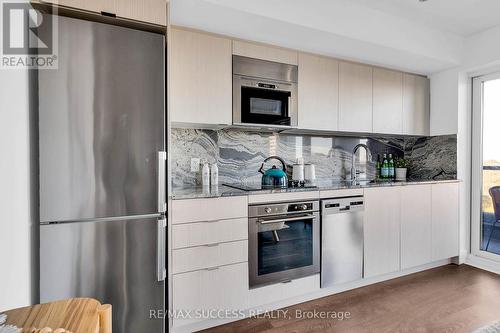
[
  {"xmin": 172, "ymin": 217, "xmax": 248, "ymax": 249},
  {"xmin": 172, "ymin": 196, "xmax": 248, "ymax": 224},
  {"xmin": 248, "ymin": 274, "xmax": 320, "ymax": 308},
  {"xmin": 172, "ymin": 240, "xmax": 248, "ymax": 274},
  {"xmin": 173, "ymin": 262, "xmax": 249, "ymax": 327}
]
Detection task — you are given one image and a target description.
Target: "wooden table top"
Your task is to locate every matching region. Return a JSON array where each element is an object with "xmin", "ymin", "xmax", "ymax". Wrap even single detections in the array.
[{"xmin": 2, "ymin": 298, "xmax": 102, "ymax": 333}]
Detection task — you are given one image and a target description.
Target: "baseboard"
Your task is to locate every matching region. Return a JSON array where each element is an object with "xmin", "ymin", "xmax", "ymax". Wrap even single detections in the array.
[
  {"xmin": 466, "ymin": 254, "xmax": 500, "ymax": 275},
  {"xmin": 452, "ymin": 250, "xmax": 468, "ymax": 265},
  {"xmin": 171, "ymin": 258, "xmax": 452, "ymax": 333}
]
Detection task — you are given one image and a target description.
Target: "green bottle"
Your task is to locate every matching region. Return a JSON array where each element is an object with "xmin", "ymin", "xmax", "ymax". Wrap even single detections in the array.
[
  {"xmin": 388, "ymin": 153, "xmax": 395, "ymax": 179},
  {"xmin": 381, "ymin": 154, "xmax": 389, "ymax": 179},
  {"xmin": 376, "ymin": 154, "xmax": 382, "ymax": 179}
]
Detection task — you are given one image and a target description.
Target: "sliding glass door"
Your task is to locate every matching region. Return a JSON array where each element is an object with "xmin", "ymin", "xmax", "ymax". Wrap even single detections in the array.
[{"xmin": 472, "ymin": 73, "xmax": 500, "ymax": 259}]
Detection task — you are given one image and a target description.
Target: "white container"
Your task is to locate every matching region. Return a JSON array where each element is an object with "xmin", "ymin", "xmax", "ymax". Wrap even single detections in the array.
[
  {"xmin": 395, "ymin": 168, "xmax": 407, "ymax": 181},
  {"xmin": 202, "ymin": 162, "xmax": 210, "ymax": 187},
  {"xmin": 292, "ymin": 164, "xmax": 305, "ymax": 182},
  {"xmin": 304, "ymin": 164, "xmax": 316, "ymax": 183},
  {"xmin": 210, "ymin": 163, "xmax": 219, "ymax": 186}
]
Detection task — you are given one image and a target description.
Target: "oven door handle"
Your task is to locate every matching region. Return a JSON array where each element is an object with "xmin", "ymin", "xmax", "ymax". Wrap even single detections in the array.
[{"xmin": 258, "ymin": 214, "xmax": 315, "ymax": 224}]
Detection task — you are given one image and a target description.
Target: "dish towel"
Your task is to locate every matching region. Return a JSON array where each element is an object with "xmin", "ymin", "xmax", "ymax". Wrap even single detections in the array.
[
  {"xmin": 473, "ymin": 322, "xmax": 500, "ymax": 333},
  {"xmin": 0, "ymin": 314, "xmax": 20, "ymax": 333}
]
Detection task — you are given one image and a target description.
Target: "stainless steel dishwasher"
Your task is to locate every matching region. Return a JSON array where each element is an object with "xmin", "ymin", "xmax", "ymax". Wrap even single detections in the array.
[{"xmin": 321, "ymin": 196, "xmax": 364, "ymax": 288}]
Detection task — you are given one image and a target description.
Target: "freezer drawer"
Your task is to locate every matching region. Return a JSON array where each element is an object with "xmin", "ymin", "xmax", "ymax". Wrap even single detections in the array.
[
  {"xmin": 321, "ymin": 197, "xmax": 364, "ymax": 288},
  {"xmin": 40, "ymin": 217, "xmax": 165, "ymax": 333}
]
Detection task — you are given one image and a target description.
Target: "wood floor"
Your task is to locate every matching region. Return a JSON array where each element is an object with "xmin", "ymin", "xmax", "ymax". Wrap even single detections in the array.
[{"xmin": 200, "ymin": 265, "xmax": 500, "ymax": 333}]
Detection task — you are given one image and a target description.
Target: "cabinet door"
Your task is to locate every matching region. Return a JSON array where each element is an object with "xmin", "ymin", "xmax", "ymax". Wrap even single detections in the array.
[
  {"xmin": 232, "ymin": 40, "xmax": 298, "ymax": 65},
  {"xmin": 432, "ymin": 183, "xmax": 459, "ymax": 260},
  {"xmin": 170, "ymin": 29, "xmax": 232, "ymax": 126},
  {"xmin": 173, "ymin": 262, "xmax": 248, "ymax": 327},
  {"xmin": 338, "ymin": 62, "xmax": 373, "ymax": 132},
  {"xmin": 401, "ymin": 185, "xmax": 432, "ymax": 269},
  {"xmin": 373, "ymin": 68, "xmax": 403, "ymax": 134},
  {"xmin": 298, "ymin": 53, "xmax": 339, "ymax": 131},
  {"xmin": 116, "ymin": 0, "xmax": 167, "ymax": 26},
  {"xmin": 45, "ymin": 0, "xmax": 115, "ymax": 13},
  {"xmin": 403, "ymin": 73, "xmax": 430, "ymax": 136},
  {"xmin": 364, "ymin": 187, "xmax": 401, "ymax": 278}
]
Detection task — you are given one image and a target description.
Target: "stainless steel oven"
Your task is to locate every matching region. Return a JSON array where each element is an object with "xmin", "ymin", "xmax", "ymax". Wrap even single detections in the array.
[
  {"xmin": 248, "ymin": 200, "xmax": 320, "ymax": 288},
  {"xmin": 233, "ymin": 55, "xmax": 298, "ymax": 128}
]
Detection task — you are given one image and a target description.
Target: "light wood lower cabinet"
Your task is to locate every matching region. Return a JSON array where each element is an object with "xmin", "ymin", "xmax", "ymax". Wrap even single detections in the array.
[
  {"xmin": 400, "ymin": 185, "xmax": 432, "ymax": 269},
  {"xmin": 172, "ymin": 262, "xmax": 248, "ymax": 327},
  {"xmin": 172, "ymin": 240, "xmax": 247, "ymax": 274},
  {"xmin": 364, "ymin": 187, "xmax": 401, "ymax": 278},
  {"xmin": 171, "ymin": 196, "xmax": 247, "ymax": 224},
  {"xmin": 365, "ymin": 183, "xmax": 459, "ymax": 277},
  {"xmin": 172, "ymin": 217, "xmax": 247, "ymax": 249},
  {"xmin": 432, "ymin": 183, "xmax": 459, "ymax": 260}
]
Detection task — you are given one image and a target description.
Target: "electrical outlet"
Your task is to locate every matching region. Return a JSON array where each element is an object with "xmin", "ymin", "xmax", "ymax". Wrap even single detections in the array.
[{"xmin": 190, "ymin": 158, "xmax": 200, "ymax": 172}]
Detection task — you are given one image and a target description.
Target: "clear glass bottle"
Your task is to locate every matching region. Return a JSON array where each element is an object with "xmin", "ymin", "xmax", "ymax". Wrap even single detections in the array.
[
  {"xmin": 388, "ymin": 154, "xmax": 395, "ymax": 179},
  {"xmin": 381, "ymin": 154, "xmax": 389, "ymax": 179}
]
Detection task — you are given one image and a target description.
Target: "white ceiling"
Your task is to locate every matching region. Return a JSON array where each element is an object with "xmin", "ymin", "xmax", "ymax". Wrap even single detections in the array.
[
  {"xmin": 171, "ymin": 0, "xmax": 500, "ymax": 74},
  {"xmin": 350, "ymin": 0, "xmax": 500, "ymax": 37}
]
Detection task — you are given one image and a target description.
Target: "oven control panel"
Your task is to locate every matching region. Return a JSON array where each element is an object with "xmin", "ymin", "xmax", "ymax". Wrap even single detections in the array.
[
  {"xmin": 249, "ymin": 200, "xmax": 319, "ymax": 218},
  {"xmin": 288, "ymin": 202, "xmax": 313, "ymax": 213}
]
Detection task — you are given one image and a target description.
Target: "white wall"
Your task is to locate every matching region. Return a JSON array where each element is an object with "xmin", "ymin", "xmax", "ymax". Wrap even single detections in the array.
[
  {"xmin": 0, "ymin": 67, "xmax": 34, "ymax": 311},
  {"xmin": 429, "ymin": 23, "xmax": 500, "ymax": 264},
  {"xmin": 0, "ymin": 0, "xmax": 35, "ymax": 311}
]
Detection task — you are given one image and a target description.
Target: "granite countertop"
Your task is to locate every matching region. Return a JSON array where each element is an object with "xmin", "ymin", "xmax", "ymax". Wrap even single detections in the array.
[{"xmin": 171, "ymin": 178, "xmax": 461, "ymax": 200}]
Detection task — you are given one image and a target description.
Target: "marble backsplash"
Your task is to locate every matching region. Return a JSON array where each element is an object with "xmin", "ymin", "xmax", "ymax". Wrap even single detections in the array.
[{"xmin": 170, "ymin": 129, "xmax": 457, "ymax": 188}]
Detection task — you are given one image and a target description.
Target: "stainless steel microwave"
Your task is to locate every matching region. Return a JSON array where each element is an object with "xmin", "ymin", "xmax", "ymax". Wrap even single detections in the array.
[{"xmin": 233, "ymin": 55, "xmax": 298, "ymax": 128}]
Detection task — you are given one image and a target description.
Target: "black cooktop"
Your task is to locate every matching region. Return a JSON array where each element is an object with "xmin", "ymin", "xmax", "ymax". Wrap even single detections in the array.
[{"xmin": 222, "ymin": 183, "xmax": 318, "ymax": 192}]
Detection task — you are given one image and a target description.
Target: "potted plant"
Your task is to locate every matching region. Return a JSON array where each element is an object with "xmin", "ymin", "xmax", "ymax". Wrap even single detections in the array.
[{"xmin": 395, "ymin": 157, "xmax": 410, "ymax": 181}]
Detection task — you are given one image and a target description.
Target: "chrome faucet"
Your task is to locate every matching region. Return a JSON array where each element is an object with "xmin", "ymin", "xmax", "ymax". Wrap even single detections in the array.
[{"xmin": 350, "ymin": 143, "xmax": 372, "ymax": 181}]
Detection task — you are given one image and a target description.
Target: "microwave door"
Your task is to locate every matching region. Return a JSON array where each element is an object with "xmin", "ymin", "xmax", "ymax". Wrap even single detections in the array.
[{"xmin": 240, "ymin": 86, "xmax": 292, "ymax": 126}]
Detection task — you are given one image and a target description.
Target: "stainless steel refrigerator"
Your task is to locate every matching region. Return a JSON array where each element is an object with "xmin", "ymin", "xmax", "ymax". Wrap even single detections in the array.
[{"xmin": 38, "ymin": 15, "xmax": 166, "ymax": 333}]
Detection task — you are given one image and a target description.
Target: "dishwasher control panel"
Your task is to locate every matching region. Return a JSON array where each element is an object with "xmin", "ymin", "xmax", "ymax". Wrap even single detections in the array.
[{"xmin": 322, "ymin": 196, "xmax": 364, "ymax": 213}]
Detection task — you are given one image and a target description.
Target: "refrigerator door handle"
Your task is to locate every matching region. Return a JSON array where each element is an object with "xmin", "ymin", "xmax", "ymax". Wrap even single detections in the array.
[
  {"xmin": 158, "ymin": 151, "xmax": 167, "ymax": 213},
  {"xmin": 157, "ymin": 217, "xmax": 167, "ymax": 282}
]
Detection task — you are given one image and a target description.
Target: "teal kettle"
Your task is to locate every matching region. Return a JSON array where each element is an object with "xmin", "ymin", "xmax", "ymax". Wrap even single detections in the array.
[{"xmin": 258, "ymin": 156, "xmax": 288, "ymax": 189}]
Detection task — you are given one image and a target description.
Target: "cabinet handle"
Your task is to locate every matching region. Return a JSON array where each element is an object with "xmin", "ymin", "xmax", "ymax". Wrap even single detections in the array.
[
  {"xmin": 157, "ymin": 218, "xmax": 166, "ymax": 281},
  {"xmin": 100, "ymin": 11, "xmax": 116, "ymax": 18},
  {"xmin": 204, "ymin": 243, "xmax": 220, "ymax": 247},
  {"xmin": 158, "ymin": 151, "xmax": 167, "ymax": 213},
  {"xmin": 205, "ymin": 266, "xmax": 220, "ymax": 271}
]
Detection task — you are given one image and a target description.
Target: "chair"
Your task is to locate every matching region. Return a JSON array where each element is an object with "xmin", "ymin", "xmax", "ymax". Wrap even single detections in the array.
[
  {"xmin": 1, "ymin": 298, "xmax": 112, "ymax": 333},
  {"xmin": 486, "ymin": 186, "xmax": 500, "ymax": 251},
  {"xmin": 98, "ymin": 304, "xmax": 112, "ymax": 333}
]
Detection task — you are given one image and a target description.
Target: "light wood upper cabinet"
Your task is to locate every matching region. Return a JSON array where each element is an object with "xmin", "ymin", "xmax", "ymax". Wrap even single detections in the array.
[
  {"xmin": 115, "ymin": 0, "xmax": 167, "ymax": 26},
  {"xmin": 364, "ymin": 187, "xmax": 401, "ymax": 278},
  {"xmin": 338, "ymin": 62, "xmax": 373, "ymax": 133},
  {"xmin": 42, "ymin": 0, "xmax": 114, "ymax": 13},
  {"xmin": 298, "ymin": 53, "xmax": 339, "ymax": 131},
  {"xmin": 232, "ymin": 40, "xmax": 298, "ymax": 65},
  {"xmin": 403, "ymin": 73, "xmax": 430, "ymax": 136},
  {"xmin": 41, "ymin": 0, "xmax": 167, "ymax": 26},
  {"xmin": 170, "ymin": 29, "xmax": 233, "ymax": 126},
  {"xmin": 432, "ymin": 183, "xmax": 459, "ymax": 261},
  {"xmin": 373, "ymin": 68, "xmax": 403, "ymax": 135},
  {"xmin": 400, "ymin": 185, "xmax": 432, "ymax": 269}
]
